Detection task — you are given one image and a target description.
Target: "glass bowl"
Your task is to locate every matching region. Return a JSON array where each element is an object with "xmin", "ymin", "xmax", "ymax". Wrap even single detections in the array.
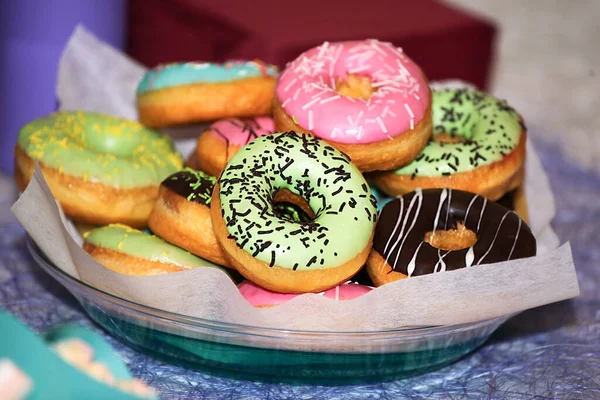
[{"xmin": 28, "ymin": 237, "xmax": 510, "ymax": 384}]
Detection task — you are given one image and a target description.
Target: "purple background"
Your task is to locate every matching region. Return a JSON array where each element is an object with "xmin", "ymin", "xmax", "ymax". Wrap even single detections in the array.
[{"xmin": 0, "ymin": 0, "xmax": 127, "ymax": 174}]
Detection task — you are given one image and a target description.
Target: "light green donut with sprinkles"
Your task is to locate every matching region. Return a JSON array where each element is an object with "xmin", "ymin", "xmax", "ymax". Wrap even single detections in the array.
[
  {"xmin": 395, "ymin": 89, "xmax": 524, "ymax": 176},
  {"xmin": 84, "ymin": 224, "xmax": 224, "ymax": 270},
  {"xmin": 218, "ymin": 131, "xmax": 377, "ymax": 272},
  {"xmin": 18, "ymin": 111, "xmax": 183, "ymax": 187}
]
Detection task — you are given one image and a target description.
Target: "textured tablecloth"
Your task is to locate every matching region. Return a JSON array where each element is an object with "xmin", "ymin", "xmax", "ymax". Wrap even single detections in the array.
[{"xmin": 0, "ymin": 135, "xmax": 598, "ymax": 399}]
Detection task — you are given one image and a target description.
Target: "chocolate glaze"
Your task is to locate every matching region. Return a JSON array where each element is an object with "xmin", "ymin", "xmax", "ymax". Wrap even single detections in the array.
[
  {"xmin": 373, "ymin": 188, "xmax": 536, "ymax": 276},
  {"xmin": 162, "ymin": 168, "xmax": 216, "ymax": 206}
]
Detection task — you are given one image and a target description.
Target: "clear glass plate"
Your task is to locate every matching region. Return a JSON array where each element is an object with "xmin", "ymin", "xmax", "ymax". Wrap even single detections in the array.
[{"xmin": 28, "ymin": 237, "xmax": 510, "ymax": 384}]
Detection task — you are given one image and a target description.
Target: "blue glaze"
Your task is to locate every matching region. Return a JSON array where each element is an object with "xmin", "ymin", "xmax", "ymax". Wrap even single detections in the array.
[
  {"xmin": 137, "ymin": 61, "xmax": 279, "ymax": 94},
  {"xmin": 370, "ymin": 185, "xmax": 393, "ymax": 211}
]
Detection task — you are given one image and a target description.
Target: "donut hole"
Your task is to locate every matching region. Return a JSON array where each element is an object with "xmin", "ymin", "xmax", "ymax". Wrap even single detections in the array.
[
  {"xmin": 335, "ymin": 74, "xmax": 376, "ymax": 100},
  {"xmin": 424, "ymin": 222, "xmax": 477, "ymax": 251},
  {"xmin": 432, "ymin": 131, "xmax": 468, "ymax": 144},
  {"xmin": 272, "ymin": 189, "xmax": 315, "ymax": 223}
]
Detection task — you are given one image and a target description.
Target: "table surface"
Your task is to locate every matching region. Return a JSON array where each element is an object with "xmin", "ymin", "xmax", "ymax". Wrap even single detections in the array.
[{"xmin": 0, "ymin": 136, "xmax": 598, "ymax": 400}]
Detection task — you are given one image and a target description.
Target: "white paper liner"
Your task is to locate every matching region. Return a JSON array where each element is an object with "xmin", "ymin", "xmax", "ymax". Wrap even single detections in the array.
[{"xmin": 10, "ymin": 26, "xmax": 579, "ymax": 332}]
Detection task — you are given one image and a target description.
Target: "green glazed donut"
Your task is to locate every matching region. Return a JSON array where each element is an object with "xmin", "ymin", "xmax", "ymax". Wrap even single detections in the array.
[
  {"xmin": 372, "ymin": 89, "xmax": 526, "ymax": 201},
  {"xmin": 17, "ymin": 111, "xmax": 182, "ymax": 187},
  {"xmin": 211, "ymin": 131, "xmax": 377, "ymax": 293},
  {"xmin": 396, "ymin": 89, "xmax": 524, "ymax": 176},
  {"xmin": 14, "ymin": 111, "xmax": 183, "ymax": 227},
  {"xmin": 83, "ymin": 224, "xmax": 226, "ymax": 275}
]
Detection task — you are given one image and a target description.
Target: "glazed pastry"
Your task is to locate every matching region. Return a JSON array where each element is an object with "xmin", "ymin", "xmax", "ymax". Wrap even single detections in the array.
[
  {"xmin": 148, "ymin": 168, "xmax": 230, "ymax": 266},
  {"xmin": 371, "ymin": 89, "xmax": 526, "ymax": 201},
  {"xmin": 211, "ymin": 131, "xmax": 377, "ymax": 293},
  {"xmin": 237, "ymin": 280, "xmax": 372, "ymax": 308},
  {"xmin": 14, "ymin": 111, "xmax": 183, "ymax": 228},
  {"xmin": 195, "ymin": 117, "xmax": 275, "ymax": 176},
  {"xmin": 83, "ymin": 224, "xmax": 224, "ymax": 275},
  {"xmin": 137, "ymin": 61, "xmax": 279, "ymax": 128},
  {"xmin": 367, "ymin": 188, "xmax": 536, "ymax": 286},
  {"xmin": 273, "ymin": 40, "xmax": 432, "ymax": 172}
]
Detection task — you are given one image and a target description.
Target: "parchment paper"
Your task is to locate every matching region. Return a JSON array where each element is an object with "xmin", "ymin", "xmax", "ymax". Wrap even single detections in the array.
[{"xmin": 10, "ymin": 26, "xmax": 579, "ymax": 331}]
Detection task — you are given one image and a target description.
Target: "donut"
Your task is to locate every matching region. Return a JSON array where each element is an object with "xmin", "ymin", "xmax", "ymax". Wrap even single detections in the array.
[
  {"xmin": 237, "ymin": 280, "xmax": 372, "ymax": 308},
  {"xmin": 273, "ymin": 40, "xmax": 432, "ymax": 172},
  {"xmin": 371, "ymin": 89, "xmax": 527, "ymax": 201},
  {"xmin": 148, "ymin": 168, "xmax": 230, "ymax": 266},
  {"xmin": 137, "ymin": 61, "xmax": 279, "ymax": 128},
  {"xmin": 83, "ymin": 224, "xmax": 225, "ymax": 275},
  {"xmin": 210, "ymin": 131, "xmax": 378, "ymax": 293},
  {"xmin": 14, "ymin": 111, "xmax": 183, "ymax": 228},
  {"xmin": 195, "ymin": 117, "xmax": 275, "ymax": 177},
  {"xmin": 367, "ymin": 188, "xmax": 537, "ymax": 286}
]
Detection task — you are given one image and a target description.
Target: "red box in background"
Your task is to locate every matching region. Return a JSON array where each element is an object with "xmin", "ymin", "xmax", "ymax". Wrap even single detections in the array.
[{"xmin": 127, "ymin": 0, "xmax": 496, "ymax": 90}]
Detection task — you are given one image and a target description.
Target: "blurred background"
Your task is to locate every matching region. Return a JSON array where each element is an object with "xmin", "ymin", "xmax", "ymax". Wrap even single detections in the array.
[{"xmin": 1, "ymin": 0, "xmax": 597, "ymax": 179}]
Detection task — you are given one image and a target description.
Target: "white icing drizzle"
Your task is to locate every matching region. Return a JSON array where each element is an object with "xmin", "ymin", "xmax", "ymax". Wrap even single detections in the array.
[
  {"xmin": 382, "ymin": 196, "xmax": 404, "ymax": 255},
  {"xmin": 429, "ymin": 188, "xmax": 448, "ymax": 244},
  {"xmin": 477, "ymin": 197, "xmax": 488, "ymax": 232},
  {"xmin": 433, "ymin": 249, "xmax": 450, "ymax": 273},
  {"xmin": 507, "ymin": 212, "xmax": 522, "ymax": 260},
  {"xmin": 406, "ymin": 241, "xmax": 424, "ymax": 277},
  {"xmin": 465, "ymin": 246, "xmax": 475, "ymax": 268},
  {"xmin": 477, "ymin": 210, "xmax": 512, "ymax": 265},
  {"xmin": 389, "ymin": 189, "xmax": 424, "ymax": 269},
  {"xmin": 444, "ymin": 188, "xmax": 453, "ymax": 230}
]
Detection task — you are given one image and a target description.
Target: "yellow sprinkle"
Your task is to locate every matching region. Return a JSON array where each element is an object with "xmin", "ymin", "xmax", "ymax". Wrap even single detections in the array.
[
  {"xmin": 83, "ymin": 231, "xmax": 91, "ymax": 239},
  {"xmin": 58, "ymin": 166, "xmax": 64, "ymax": 174},
  {"xmin": 83, "ymin": 172, "xmax": 88, "ymax": 182},
  {"xmin": 117, "ymin": 241, "xmax": 123, "ymax": 249},
  {"xmin": 161, "ymin": 251, "xmax": 168, "ymax": 256}
]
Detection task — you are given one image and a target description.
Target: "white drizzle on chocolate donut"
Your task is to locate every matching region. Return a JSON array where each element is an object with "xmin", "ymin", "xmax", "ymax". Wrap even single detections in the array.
[{"xmin": 373, "ymin": 188, "xmax": 536, "ymax": 276}]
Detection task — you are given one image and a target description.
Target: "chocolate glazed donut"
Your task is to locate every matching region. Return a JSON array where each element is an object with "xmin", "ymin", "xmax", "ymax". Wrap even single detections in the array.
[{"xmin": 366, "ymin": 188, "xmax": 536, "ymax": 286}]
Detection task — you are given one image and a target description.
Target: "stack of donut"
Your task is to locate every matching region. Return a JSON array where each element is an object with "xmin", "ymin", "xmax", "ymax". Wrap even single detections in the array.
[{"xmin": 14, "ymin": 40, "xmax": 537, "ymax": 308}]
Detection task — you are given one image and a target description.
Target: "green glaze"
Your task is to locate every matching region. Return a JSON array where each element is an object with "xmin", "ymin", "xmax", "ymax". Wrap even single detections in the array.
[
  {"xmin": 219, "ymin": 132, "xmax": 377, "ymax": 271},
  {"xmin": 395, "ymin": 89, "xmax": 524, "ymax": 176},
  {"xmin": 18, "ymin": 111, "xmax": 183, "ymax": 188},
  {"xmin": 85, "ymin": 224, "xmax": 221, "ymax": 270}
]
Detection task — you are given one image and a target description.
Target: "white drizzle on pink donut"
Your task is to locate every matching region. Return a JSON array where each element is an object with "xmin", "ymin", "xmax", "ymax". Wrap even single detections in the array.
[
  {"xmin": 237, "ymin": 281, "xmax": 373, "ymax": 307},
  {"xmin": 276, "ymin": 40, "xmax": 429, "ymax": 144}
]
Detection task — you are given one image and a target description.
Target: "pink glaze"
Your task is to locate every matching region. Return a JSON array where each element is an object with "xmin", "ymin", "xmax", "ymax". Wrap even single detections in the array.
[
  {"xmin": 208, "ymin": 117, "xmax": 275, "ymax": 147},
  {"xmin": 238, "ymin": 281, "xmax": 373, "ymax": 307},
  {"xmin": 276, "ymin": 40, "xmax": 430, "ymax": 144}
]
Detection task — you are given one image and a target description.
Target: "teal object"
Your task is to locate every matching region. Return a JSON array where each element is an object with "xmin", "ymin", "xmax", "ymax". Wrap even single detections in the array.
[
  {"xmin": 28, "ymin": 237, "xmax": 510, "ymax": 384},
  {"xmin": 137, "ymin": 61, "xmax": 279, "ymax": 94},
  {"xmin": 0, "ymin": 310, "xmax": 152, "ymax": 399},
  {"xmin": 370, "ymin": 184, "xmax": 393, "ymax": 211}
]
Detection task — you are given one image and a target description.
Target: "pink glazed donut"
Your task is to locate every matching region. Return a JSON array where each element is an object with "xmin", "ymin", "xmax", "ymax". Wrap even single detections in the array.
[
  {"xmin": 196, "ymin": 117, "xmax": 275, "ymax": 176},
  {"xmin": 238, "ymin": 280, "xmax": 373, "ymax": 308},
  {"xmin": 273, "ymin": 39, "xmax": 433, "ymax": 172}
]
